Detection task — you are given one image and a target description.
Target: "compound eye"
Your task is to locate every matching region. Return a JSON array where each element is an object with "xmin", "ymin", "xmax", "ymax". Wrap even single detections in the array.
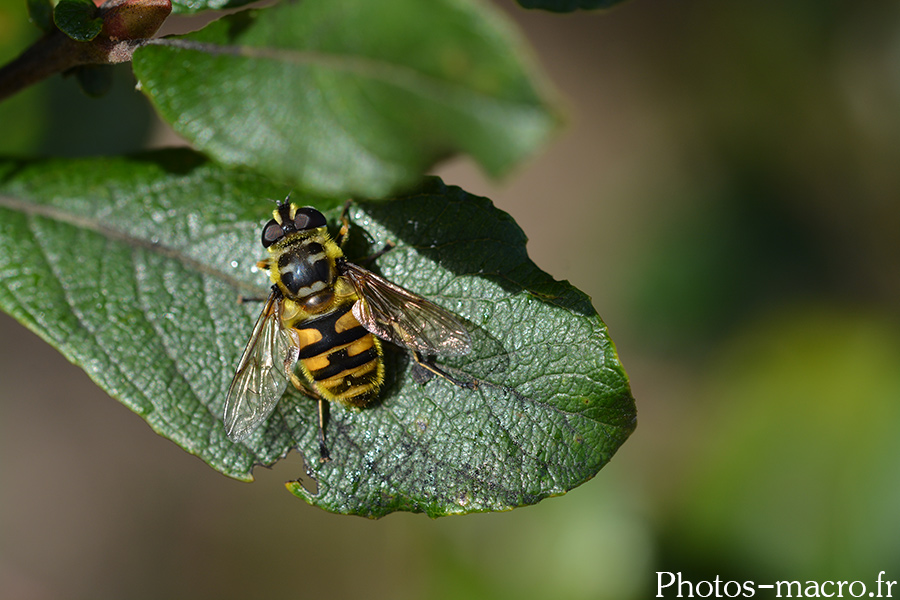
[
  {"xmin": 293, "ymin": 207, "xmax": 327, "ymax": 231},
  {"xmin": 261, "ymin": 219, "xmax": 284, "ymax": 248}
]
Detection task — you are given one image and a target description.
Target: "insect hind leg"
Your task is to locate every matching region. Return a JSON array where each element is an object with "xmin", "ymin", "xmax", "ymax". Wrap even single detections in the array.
[
  {"xmin": 411, "ymin": 351, "xmax": 477, "ymax": 391},
  {"xmin": 288, "ymin": 372, "xmax": 332, "ymax": 463},
  {"xmin": 317, "ymin": 399, "xmax": 331, "ymax": 463}
]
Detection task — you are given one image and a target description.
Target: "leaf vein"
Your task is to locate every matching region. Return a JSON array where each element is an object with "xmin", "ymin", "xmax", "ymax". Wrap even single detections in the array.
[{"xmin": 147, "ymin": 38, "xmax": 538, "ymax": 113}]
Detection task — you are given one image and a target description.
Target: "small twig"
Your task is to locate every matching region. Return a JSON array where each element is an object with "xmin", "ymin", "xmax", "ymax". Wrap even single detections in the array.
[
  {"xmin": 0, "ymin": 0, "xmax": 169, "ymax": 103},
  {"xmin": 0, "ymin": 31, "xmax": 84, "ymax": 101}
]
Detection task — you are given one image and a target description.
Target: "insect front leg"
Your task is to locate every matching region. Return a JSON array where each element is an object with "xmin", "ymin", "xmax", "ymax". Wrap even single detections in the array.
[
  {"xmin": 358, "ymin": 241, "xmax": 395, "ymax": 266},
  {"xmin": 337, "ymin": 201, "xmax": 395, "ymax": 264},
  {"xmin": 335, "ymin": 200, "xmax": 354, "ymax": 247}
]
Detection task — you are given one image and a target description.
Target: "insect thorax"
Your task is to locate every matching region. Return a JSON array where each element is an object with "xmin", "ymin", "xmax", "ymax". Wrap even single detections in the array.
[{"xmin": 269, "ymin": 232, "xmax": 344, "ymax": 313}]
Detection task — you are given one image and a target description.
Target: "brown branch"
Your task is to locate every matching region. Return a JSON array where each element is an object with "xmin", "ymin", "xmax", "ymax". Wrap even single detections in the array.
[
  {"xmin": 0, "ymin": 31, "xmax": 86, "ymax": 101},
  {"xmin": 0, "ymin": 0, "xmax": 170, "ymax": 103}
]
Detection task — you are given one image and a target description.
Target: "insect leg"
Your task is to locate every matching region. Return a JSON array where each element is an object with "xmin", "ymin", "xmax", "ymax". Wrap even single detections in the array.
[
  {"xmin": 317, "ymin": 398, "xmax": 331, "ymax": 463},
  {"xmin": 411, "ymin": 351, "xmax": 478, "ymax": 390},
  {"xmin": 336, "ymin": 200, "xmax": 395, "ymax": 263},
  {"xmin": 358, "ymin": 241, "xmax": 395, "ymax": 265},
  {"xmin": 335, "ymin": 200, "xmax": 353, "ymax": 247},
  {"xmin": 287, "ymin": 372, "xmax": 332, "ymax": 462},
  {"xmin": 239, "ymin": 279, "xmax": 275, "ymax": 304},
  {"xmin": 287, "ymin": 372, "xmax": 316, "ymax": 398}
]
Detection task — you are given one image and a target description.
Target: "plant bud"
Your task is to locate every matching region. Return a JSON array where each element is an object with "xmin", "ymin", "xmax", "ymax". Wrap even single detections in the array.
[{"xmin": 99, "ymin": 0, "xmax": 171, "ymax": 42}]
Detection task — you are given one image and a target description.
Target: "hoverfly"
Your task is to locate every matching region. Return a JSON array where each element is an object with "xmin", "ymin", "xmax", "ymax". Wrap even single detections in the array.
[{"xmin": 223, "ymin": 199, "xmax": 472, "ymax": 460}]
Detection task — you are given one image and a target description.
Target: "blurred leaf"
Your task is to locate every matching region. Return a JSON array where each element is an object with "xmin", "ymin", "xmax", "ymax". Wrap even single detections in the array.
[
  {"xmin": 515, "ymin": 0, "xmax": 627, "ymax": 11},
  {"xmin": 0, "ymin": 87, "xmax": 46, "ymax": 155},
  {"xmin": 72, "ymin": 64, "xmax": 114, "ymax": 97},
  {"xmin": 131, "ymin": 0, "xmax": 561, "ymax": 198},
  {"xmin": 0, "ymin": 0, "xmax": 48, "ymax": 154},
  {"xmin": 628, "ymin": 173, "xmax": 835, "ymax": 352},
  {"xmin": 428, "ymin": 477, "xmax": 649, "ymax": 600},
  {"xmin": 665, "ymin": 307, "xmax": 900, "ymax": 576},
  {"xmin": 169, "ymin": 0, "xmax": 258, "ymax": 15},
  {"xmin": 39, "ymin": 64, "xmax": 156, "ymax": 156},
  {"xmin": 26, "ymin": 0, "xmax": 54, "ymax": 32},
  {"xmin": 0, "ymin": 151, "xmax": 635, "ymax": 517},
  {"xmin": 53, "ymin": 0, "xmax": 102, "ymax": 41}
]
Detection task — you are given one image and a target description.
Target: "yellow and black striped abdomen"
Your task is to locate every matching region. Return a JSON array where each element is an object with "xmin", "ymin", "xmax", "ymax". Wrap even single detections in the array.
[{"xmin": 293, "ymin": 303, "xmax": 384, "ymax": 407}]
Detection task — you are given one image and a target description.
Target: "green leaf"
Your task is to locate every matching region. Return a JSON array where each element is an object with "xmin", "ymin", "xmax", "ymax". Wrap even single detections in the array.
[
  {"xmin": 53, "ymin": 0, "xmax": 102, "ymax": 42},
  {"xmin": 515, "ymin": 0, "xmax": 628, "ymax": 11},
  {"xmin": 131, "ymin": 0, "xmax": 561, "ymax": 198},
  {"xmin": 73, "ymin": 64, "xmax": 114, "ymax": 97},
  {"xmin": 27, "ymin": 0, "xmax": 55, "ymax": 33},
  {"xmin": 0, "ymin": 151, "xmax": 635, "ymax": 517},
  {"xmin": 169, "ymin": 0, "xmax": 259, "ymax": 15}
]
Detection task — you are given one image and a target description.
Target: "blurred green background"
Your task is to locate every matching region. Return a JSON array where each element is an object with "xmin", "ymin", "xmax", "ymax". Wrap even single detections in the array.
[{"xmin": 3, "ymin": 0, "xmax": 900, "ymax": 597}]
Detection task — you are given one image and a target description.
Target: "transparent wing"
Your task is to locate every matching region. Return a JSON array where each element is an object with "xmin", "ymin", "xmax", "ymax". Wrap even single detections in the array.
[
  {"xmin": 342, "ymin": 261, "xmax": 472, "ymax": 356},
  {"xmin": 223, "ymin": 291, "xmax": 299, "ymax": 442}
]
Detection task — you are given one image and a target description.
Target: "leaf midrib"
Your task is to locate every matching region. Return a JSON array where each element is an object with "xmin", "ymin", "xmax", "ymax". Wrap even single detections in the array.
[
  {"xmin": 0, "ymin": 193, "xmax": 262, "ymax": 298},
  {"xmin": 144, "ymin": 38, "xmax": 538, "ymax": 111}
]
